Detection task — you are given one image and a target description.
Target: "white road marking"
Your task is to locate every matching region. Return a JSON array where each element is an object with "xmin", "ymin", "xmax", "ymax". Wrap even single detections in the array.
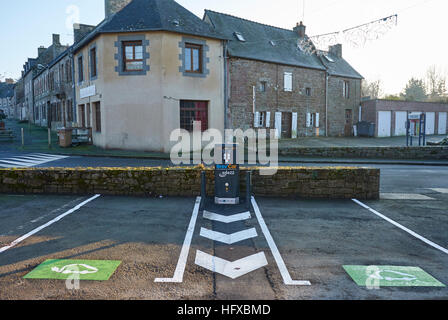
[
  {"xmin": 380, "ymin": 193, "xmax": 435, "ymax": 201},
  {"xmin": 0, "ymin": 195, "xmax": 101, "ymax": 254},
  {"xmin": 203, "ymin": 211, "xmax": 251, "ymax": 223},
  {"xmin": 251, "ymin": 197, "xmax": 311, "ymax": 286},
  {"xmin": 155, "ymin": 197, "xmax": 201, "ymax": 283},
  {"xmin": 200, "ymin": 227, "xmax": 258, "ymax": 244},
  {"xmin": 428, "ymin": 188, "xmax": 448, "ymax": 194},
  {"xmin": 195, "ymin": 250, "xmax": 268, "ymax": 280},
  {"xmin": 0, "ymin": 154, "xmax": 69, "ymax": 168},
  {"xmin": 352, "ymin": 199, "xmax": 448, "ymax": 255}
]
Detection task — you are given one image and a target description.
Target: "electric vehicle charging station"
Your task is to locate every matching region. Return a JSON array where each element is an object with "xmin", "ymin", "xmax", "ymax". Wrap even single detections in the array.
[{"xmin": 214, "ymin": 144, "xmax": 240, "ymax": 205}]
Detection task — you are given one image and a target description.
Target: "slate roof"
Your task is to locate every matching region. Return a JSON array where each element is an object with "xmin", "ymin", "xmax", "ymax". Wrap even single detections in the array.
[
  {"xmin": 74, "ymin": 0, "xmax": 227, "ymax": 52},
  {"xmin": 319, "ymin": 51, "xmax": 363, "ymax": 79},
  {"xmin": 204, "ymin": 10, "xmax": 363, "ymax": 79}
]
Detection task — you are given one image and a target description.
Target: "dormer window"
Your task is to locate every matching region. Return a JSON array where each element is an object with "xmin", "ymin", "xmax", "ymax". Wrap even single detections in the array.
[
  {"xmin": 234, "ymin": 32, "xmax": 246, "ymax": 42},
  {"xmin": 270, "ymin": 40, "xmax": 276, "ymax": 46}
]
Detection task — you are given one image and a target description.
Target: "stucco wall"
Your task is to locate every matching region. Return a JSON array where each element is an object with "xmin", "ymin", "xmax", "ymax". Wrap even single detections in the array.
[{"xmin": 75, "ymin": 31, "xmax": 225, "ymax": 153}]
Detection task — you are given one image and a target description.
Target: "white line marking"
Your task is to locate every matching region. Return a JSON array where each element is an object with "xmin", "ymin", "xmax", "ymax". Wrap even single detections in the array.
[
  {"xmin": 195, "ymin": 250, "xmax": 268, "ymax": 280},
  {"xmin": 428, "ymin": 188, "xmax": 448, "ymax": 194},
  {"xmin": 203, "ymin": 211, "xmax": 251, "ymax": 223},
  {"xmin": 251, "ymin": 197, "xmax": 311, "ymax": 286},
  {"xmin": 380, "ymin": 193, "xmax": 435, "ymax": 201},
  {"xmin": 0, "ymin": 160, "xmax": 33, "ymax": 167},
  {"xmin": 352, "ymin": 199, "xmax": 448, "ymax": 255},
  {"xmin": 155, "ymin": 197, "xmax": 201, "ymax": 283},
  {"xmin": 200, "ymin": 227, "xmax": 258, "ymax": 244},
  {"xmin": 0, "ymin": 195, "xmax": 101, "ymax": 254}
]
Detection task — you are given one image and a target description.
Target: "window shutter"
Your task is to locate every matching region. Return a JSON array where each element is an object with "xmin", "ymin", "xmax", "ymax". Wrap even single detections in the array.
[
  {"xmin": 306, "ymin": 113, "xmax": 311, "ymax": 128},
  {"xmin": 315, "ymin": 113, "xmax": 320, "ymax": 128},
  {"xmin": 284, "ymin": 72, "xmax": 292, "ymax": 92},
  {"xmin": 254, "ymin": 112, "xmax": 260, "ymax": 128},
  {"xmin": 266, "ymin": 112, "xmax": 271, "ymax": 128},
  {"xmin": 292, "ymin": 112, "xmax": 298, "ymax": 139}
]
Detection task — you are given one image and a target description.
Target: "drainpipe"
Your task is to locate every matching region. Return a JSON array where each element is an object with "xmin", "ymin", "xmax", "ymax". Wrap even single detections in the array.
[
  {"xmin": 223, "ymin": 40, "xmax": 229, "ymax": 130},
  {"xmin": 325, "ymin": 72, "xmax": 329, "ymax": 137},
  {"xmin": 70, "ymin": 47, "xmax": 77, "ymax": 124}
]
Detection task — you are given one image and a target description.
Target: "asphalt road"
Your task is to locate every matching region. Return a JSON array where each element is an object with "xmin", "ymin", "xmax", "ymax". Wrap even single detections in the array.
[{"xmin": 0, "ymin": 151, "xmax": 447, "ymax": 300}]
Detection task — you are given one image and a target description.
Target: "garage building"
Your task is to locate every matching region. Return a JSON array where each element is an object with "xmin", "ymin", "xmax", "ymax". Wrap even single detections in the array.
[{"xmin": 361, "ymin": 99, "xmax": 448, "ymax": 137}]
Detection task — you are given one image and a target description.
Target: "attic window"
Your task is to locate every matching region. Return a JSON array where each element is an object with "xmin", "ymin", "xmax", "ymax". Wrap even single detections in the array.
[
  {"xmin": 324, "ymin": 55, "xmax": 335, "ymax": 63},
  {"xmin": 270, "ymin": 40, "xmax": 276, "ymax": 46},
  {"xmin": 234, "ymin": 32, "xmax": 246, "ymax": 42},
  {"xmin": 173, "ymin": 20, "xmax": 180, "ymax": 27}
]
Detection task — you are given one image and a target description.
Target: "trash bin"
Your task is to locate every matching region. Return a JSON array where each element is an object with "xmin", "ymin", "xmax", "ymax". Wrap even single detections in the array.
[
  {"xmin": 356, "ymin": 121, "xmax": 376, "ymax": 137},
  {"xmin": 58, "ymin": 128, "xmax": 72, "ymax": 148}
]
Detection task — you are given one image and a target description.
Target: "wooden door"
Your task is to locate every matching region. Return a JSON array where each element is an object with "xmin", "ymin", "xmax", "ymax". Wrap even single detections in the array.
[
  {"xmin": 344, "ymin": 109, "xmax": 353, "ymax": 137},
  {"xmin": 281, "ymin": 112, "xmax": 292, "ymax": 138}
]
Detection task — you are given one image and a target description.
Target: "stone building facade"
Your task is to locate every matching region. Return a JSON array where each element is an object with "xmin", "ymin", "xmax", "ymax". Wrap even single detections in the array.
[{"xmin": 204, "ymin": 11, "xmax": 363, "ymax": 138}]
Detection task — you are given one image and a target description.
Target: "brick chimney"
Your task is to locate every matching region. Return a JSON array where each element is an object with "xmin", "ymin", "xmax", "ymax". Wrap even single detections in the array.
[
  {"xmin": 52, "ymin": 34, "xmax": 61, "ymax": 45},
  {"xmin": 105, "ymin": 0, "xmax": 132, "ymax": 18},
  {"xmin": 293, "ymin": 21, "xmax": 306, "ymax": 38},
  {"xmin": 73, "ymin": 23, "xmax": 96, "ymax": 43},
  {"xmin": 329, "ymin": 44, "xmax": 342, "ymax": 58},
  {"xmin": 38, "ymin": 46, "xmax": 46, "ymax": 57}
]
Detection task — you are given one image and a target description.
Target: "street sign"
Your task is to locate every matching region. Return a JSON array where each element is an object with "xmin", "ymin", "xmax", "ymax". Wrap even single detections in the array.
[
  {"xmin": 343, "ymin": 265, "xmax": 445, "ymax": 287},
  {"xmin": 24, "ymin": 259, "xmax": 121, "ymax": 281}
]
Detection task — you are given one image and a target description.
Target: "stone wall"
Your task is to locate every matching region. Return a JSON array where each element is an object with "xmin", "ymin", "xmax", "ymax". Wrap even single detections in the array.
[
  {"xmin": 0, "ymin": 167, "xmax": 379, "ymax": 200},
  {"xmin": 279, "ymin": 146, "xmax": 448, "ymax": 160}
]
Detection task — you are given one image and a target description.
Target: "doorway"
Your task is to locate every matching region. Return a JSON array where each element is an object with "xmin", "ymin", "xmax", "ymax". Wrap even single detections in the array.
[
  {"xmin": 344, "ymin": 109, "xmax": 353, "ymax": 137},
  {"xmin": 281, "ymin": 112, "xmax": 292, "ymax": 138}
]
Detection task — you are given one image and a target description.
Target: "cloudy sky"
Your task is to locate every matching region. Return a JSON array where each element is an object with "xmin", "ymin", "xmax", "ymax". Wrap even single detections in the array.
[{"xmin": 1, "ymin": 0, "xmax": 446, "ymax": 95}]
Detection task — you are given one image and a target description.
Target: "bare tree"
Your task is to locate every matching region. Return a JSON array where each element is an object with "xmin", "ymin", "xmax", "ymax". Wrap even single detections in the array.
[
  {"xmin": 426, "ymin": 65, "xmax": 447, "ymax": 102},
  {"xmin": 362, "ymin": 79, "xmax": 384, "ymax": 99}
]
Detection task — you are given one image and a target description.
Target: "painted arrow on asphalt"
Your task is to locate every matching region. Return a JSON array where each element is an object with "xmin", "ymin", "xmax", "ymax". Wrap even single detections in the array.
[
  {"xmin": 203, "ymin": 211, "xmax": 251, "ymax": 224},
  {"xmin": 200, "ymin": 227, "xmax": 258, "ymax": 244},
  {"xmin": 195, "ymin": 250, "xmax": 268, "ymax": 279}
]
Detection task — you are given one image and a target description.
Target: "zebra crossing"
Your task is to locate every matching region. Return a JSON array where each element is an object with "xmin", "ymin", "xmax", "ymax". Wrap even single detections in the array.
[{"xmin": 0, "ymin": 153, "xmax": 69, "ymax": 168}]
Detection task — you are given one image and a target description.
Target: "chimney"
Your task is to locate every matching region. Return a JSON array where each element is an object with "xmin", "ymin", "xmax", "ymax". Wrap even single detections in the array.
[
  {"xmin": 5, "ymin": 78, "xmax": 14, "ymax": 84},
  {"xmin": 105, "ymin": 0, "xmax": 132, "ymax": 18},
  {"xmin": 38, "ymin": 46, "xmax": 46, "ymax": 57},
  {"xmin": 329, "ymin": 44, "xmax": 342, "ymax": 58},
  {"xmin": 293, "ymin": 21, "xmax": 306, "ymax": 38},
  {"xmin": 52, "ymin": 34, "xmax": 61, "ymax": 45},
  {"xmin": 73, "ymin": 23, "xmax": 96, "ymax": 43}
]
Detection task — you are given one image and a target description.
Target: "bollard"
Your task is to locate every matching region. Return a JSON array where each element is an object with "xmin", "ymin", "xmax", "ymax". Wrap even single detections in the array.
[
  {"xmin": 48, "ymin": 128, "xmax": 51, "ymax": 148},
  {"xmin": 200, "ymin": 171, "xmax": 206, "ymax": 210},
  {"xmin": 21, "ymin": 128, "xmax": 24, "ymax": 147},
  {"xmin": 246, "ymin": 171, "xmax": 252, "ymax": 210}
]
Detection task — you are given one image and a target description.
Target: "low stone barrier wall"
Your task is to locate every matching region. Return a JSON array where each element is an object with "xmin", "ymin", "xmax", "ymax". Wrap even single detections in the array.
[
  {"xmin": 0, "ymin": 166, "xmax": 380, "ymax": 200},
  {"xmin": 279, "ymin": 146, "xmax": 448, "ymax": 160}
]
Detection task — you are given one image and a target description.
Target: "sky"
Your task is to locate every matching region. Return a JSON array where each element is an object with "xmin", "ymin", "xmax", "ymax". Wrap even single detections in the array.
[{"xmin": 1, "ymin": 0, "xmax": 447, "ymax": 95}]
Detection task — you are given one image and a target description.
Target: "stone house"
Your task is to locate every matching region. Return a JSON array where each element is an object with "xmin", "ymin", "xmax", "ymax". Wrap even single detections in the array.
[
  {"xmin": 204, "ymin": 11, "xmax": 363, "ymax": 138},
  {"xmin": 0, "ymin": 80, "xmax": 15, "ymax": 118},
  {"xmin": 33, "ymin": 49, "xmax": 75, "ymax": 130},
  {"xmin": 20, "ymin": 34, "xmax": 68, "ymax": 124},
  {"xmin": 71, "ymin": 0, "xmax": 227, "ymax": 152}
]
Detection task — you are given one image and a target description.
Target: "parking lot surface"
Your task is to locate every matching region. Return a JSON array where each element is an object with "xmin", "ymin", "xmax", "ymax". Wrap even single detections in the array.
[{"xmin": 0, "ymin": 189, "xmax": 447, "ymax": 300}]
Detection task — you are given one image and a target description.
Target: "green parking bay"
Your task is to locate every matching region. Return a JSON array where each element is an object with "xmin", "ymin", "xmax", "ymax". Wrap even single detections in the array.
[
  {"xmin": 24, "ymin": 260, "xmax": 122, "ymax": 281},
  {"xmin": 343, "ymin": 266, "xmax": 445, "ymax": 287}
]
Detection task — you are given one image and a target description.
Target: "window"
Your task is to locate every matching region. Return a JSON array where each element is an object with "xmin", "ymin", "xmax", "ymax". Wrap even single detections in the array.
[
  {"xmin": 90, "ymin": 47, "xmax": 97, "ymax": 78},
  {"xmin": 67, "ymin": 100, "xmax": 73, "ymax": 122},
  {"xmin": 305, "ymin": 88, "xmax": 312, "ymax": 96},
  {"xmin": 259, "ymin": 81, "xmax": 267, "ymax": 93},
  {"xmin": 78, "ymin": 56, "xmax": 84, "ymax": 83},
  {"xmin": 94, "ymin": 102, "xmax": 101, "ymax": 133},
  {"xmin": 284, "ymin": 72, "xmax": 293, "ymax": 92},
  {"xmin": 180, "ymin": 101, "xmax": 208, "ymax": 132},
  {"xmin": 184, "ymin": 43, "xmax": 203, "ymax": 73},
  {"xmin": 122, "ymin": 41, "xmax": 144, "ymax": 72},
  {"xmin": 343, "ymin": 80, "xmax": 350, "ymax": 99},
  {"xmin": 234, "ymin": 32, "xmax": 246, "ymax": 42},
  {"xmin": 258, "ymin": 112, "xmax": 266, "ymax": 127}
]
